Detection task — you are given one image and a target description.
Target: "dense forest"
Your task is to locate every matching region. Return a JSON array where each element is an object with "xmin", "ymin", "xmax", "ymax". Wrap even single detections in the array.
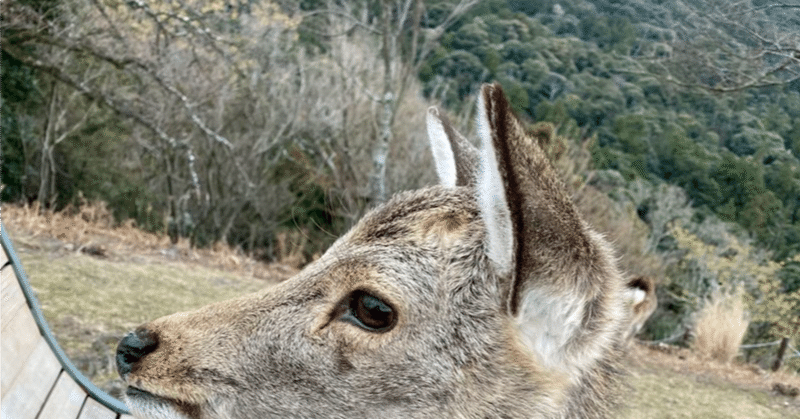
[{"xmin": 2, "ymin": 0, "xmax": 799, "ymax": 368}]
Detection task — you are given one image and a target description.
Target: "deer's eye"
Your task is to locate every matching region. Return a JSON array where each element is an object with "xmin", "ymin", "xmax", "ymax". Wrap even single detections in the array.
[{"xmin": 342, "ymin": 290, "xmax": 396, "ymax": 332}]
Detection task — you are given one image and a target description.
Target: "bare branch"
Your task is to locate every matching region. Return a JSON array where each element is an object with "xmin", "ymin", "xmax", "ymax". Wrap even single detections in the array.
[
  {"xmin": 635, "ymin": 0, "xmax": 800, "ymax": 92},
  {"xmin": 735, "ymin": 3, "xmax": 800, "ymax": 15},
  {"xmin": 301, "ymin": 9, "xmax": 381, "ymax": 36}
]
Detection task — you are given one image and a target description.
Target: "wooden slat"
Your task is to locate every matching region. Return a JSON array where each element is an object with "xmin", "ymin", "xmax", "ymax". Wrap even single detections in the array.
[
  {"xmin": 0, "ymin": 337, "xmax": 62, "ymax": 419},
  {"xmin": 2, "ymin": 234, "xmax": 131, "ymax": 418},
  {"xmin": 1, "ymin": 262, "xmax": 27, "ymax": 333},
  {"xmin": 37, "ymin": 371, "xmax": 88, "ymax": 419},
  {"xmin": 1, "ymin": 288, "xmax": 46, "ymax": 396},
  {"xmin": 0, "ymin": 253, "xmax": 13, "ymax": 416},
  {"xmin": 77, "ymin": 397, "xmax": 118, "ymax": 419}
]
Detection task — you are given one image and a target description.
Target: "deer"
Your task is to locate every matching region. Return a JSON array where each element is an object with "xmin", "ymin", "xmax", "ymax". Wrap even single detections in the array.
[
  {"xmin": 623, "ymin": 276, "xmax": 657, "ymax": 344},
  {"xmin": 116, "ymin": 84, "xmax": 629, "ymax": 419}
]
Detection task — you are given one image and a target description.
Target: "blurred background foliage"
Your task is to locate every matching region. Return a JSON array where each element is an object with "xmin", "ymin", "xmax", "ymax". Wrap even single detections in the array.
[{"xmin": 2, "ymin": 0, "xmax": 799, "ymax": 369}]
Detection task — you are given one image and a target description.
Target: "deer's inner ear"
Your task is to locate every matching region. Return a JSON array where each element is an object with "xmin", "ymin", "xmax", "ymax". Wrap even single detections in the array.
[
  {"xmin": 338, "ymin": 290, "xmax": 396, "ymax": 333},
  {"xmin": 476, "ymin": 84, "xmax": 514, "ymax": 280},
  {"xmin": 427, "ymin": 107, "xmax": 458, "ymax": 188},
  {"xmin": 427, "ymin": 106, "xmax": 480, "ymax": 187}
]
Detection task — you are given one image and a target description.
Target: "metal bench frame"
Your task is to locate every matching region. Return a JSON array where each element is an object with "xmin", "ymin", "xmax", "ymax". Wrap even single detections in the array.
[{"xmin": 1, "ymin": 223, "xmax": 132, "ymax": 418}]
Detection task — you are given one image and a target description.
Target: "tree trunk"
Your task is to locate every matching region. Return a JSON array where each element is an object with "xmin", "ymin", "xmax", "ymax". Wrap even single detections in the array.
[
  {"xmin": 771, "ymin": 336, "xmax": 790, "ymax": 372},
  {"xmin": 165, "ymin": 155, "xmax": 179, "ymax": 244},
  {"xmin": 369, "ymin": 0, "xmax": 394, "ymax": 206},
  {"xmin": 37, "ymin": 147, "xmax": 51, "ymax": 211},
  {"xmin": 38, "ymin": 82, "xmax": 58, "ymax": 211}
]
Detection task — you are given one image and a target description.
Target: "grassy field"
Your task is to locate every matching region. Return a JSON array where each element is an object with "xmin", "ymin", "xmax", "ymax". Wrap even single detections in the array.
[
  {"xmin": 18, "ymin": 250, "xmax": 275, "ymax": 383},
  {"xmin": 622, "ymin": 352, "xmax": 800, "ymax": 418},
  {"xmin": 4, "ymin": 204, "xmax": 293, "ymax": 393},
  {"xmin": 4, "ymin": 203, "xmax": 799, "ymax": 416}
]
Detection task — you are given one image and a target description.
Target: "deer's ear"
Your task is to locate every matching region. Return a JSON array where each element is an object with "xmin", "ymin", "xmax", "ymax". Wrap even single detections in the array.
[
  {"xmin": 427, "ymin": 107, "xmax": 478, "ymax": 188},
  {"xmin": 476, "ymin": 83, "xmax": 601, "ymax": 314},
  {"xmin": 475, "ymin": 94, "xmax": 514, "ymax": 278},
  {"xmin": 476, "ymin": 83, "xmax": 617, "ymax": 376}
]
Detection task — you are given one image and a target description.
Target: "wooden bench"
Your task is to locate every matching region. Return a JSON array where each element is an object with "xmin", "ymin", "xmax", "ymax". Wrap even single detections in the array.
[{"xmin": 1, "ymin": 224, "xmax": 134, "ymax": 419}]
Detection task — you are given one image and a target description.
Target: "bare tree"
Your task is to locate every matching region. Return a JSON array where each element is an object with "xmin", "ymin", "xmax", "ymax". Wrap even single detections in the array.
[
  {"xmin": 1, "ymin": 0, "xmax": 471, "ymax": 258},
  {"xmin": 640, "ymin": 0, "xmax": 800, "ymax": 92},
  {"xmin": 37, "ymin": 81, "xmax": 95, "ymax": 210},
  {"xmin": 2, "ymin": 0, "xmax": 323, "ymax": 250},
  {"xmin": 305, "ymin": 0, "xmax": 478, "ymax": 204}
]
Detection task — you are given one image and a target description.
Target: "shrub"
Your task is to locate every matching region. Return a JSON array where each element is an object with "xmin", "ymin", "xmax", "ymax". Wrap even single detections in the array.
[{"xmin": 692, "ymin": 290, "xmax": 749, "ymax": 363}]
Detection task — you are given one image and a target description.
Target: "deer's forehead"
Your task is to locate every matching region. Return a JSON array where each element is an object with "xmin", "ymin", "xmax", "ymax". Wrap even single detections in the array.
[
  {"xmin": 307, "ymin": 246, "xmax": 442, "ymax": 296},
  {"xmin": 347, "ymin": 186, "xmax": 479, "ymax": 247}
]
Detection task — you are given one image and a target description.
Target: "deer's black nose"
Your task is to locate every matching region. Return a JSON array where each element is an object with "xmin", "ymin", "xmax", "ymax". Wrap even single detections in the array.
[{"xmin": 116, "ymin": 328, "xmax": 159, "ymax": 378}]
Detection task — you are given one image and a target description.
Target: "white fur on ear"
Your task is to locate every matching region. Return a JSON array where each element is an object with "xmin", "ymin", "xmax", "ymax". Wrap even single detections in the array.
[
  {"xmin": 629, "ymin": 288, "xmax": 647, "ymax": 305},
  {"xmin": 427, "ymin": 107, "xmax": 457, "ymax": 188},
  {"xmin": 475, "ymin": 94, "xmax": 513, "ymax": 276}
]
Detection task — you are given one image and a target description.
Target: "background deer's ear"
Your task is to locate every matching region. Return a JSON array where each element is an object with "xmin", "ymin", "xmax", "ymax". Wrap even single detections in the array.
[
  {"xmin": 427, "ymin": 107, "xmax": 478, "ymax": 188},
  {"xmin": 476, "ymin": 84, "xmax": 598, "ymax": 317}
]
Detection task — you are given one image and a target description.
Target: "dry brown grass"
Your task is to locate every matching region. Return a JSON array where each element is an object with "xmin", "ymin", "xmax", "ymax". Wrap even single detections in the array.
[
  {"xmin": 2, "ymin": 201, "xmax": 297, "ymax": 280},
  {"xmin": 692, "ymin": 290, "xmax": 750, "ymax": 363}
]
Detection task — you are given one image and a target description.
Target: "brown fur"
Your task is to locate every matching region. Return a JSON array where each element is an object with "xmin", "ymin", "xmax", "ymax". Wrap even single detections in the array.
[{"xmin": 117, "ymin": 84, "xmax": 630, "ymax": 419}]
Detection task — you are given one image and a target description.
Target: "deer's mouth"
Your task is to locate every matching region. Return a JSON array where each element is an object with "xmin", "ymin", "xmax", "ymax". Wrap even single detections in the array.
[{"xmin": 125, "ymin": 386, "xmax": 202, "ymax": 419}]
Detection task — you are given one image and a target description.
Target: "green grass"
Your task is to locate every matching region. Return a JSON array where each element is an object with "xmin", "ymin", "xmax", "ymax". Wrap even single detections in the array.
[
  {"xmin": 18, "ymin": 250, "xmax": 273, "ymax": 389},
  {"xmin": 21, "ymin": 251, "xmax": 270, "ymax": 347},
  {"xmin": 621, "ymin": 368, "xmax": 799, "ymax": 419},
  {"xmin": 13, "ymin": 247, "xmax": 800, "ymax": 416}
]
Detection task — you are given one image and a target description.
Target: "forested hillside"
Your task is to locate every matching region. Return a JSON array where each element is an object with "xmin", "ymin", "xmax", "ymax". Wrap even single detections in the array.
[
  {"xmin": 2, "ymin": 0, "xmax": 799, "ymax": 370},
  {"xmin": 424, "ymin": 0, "xmax": 800, "ymax": 253}
]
